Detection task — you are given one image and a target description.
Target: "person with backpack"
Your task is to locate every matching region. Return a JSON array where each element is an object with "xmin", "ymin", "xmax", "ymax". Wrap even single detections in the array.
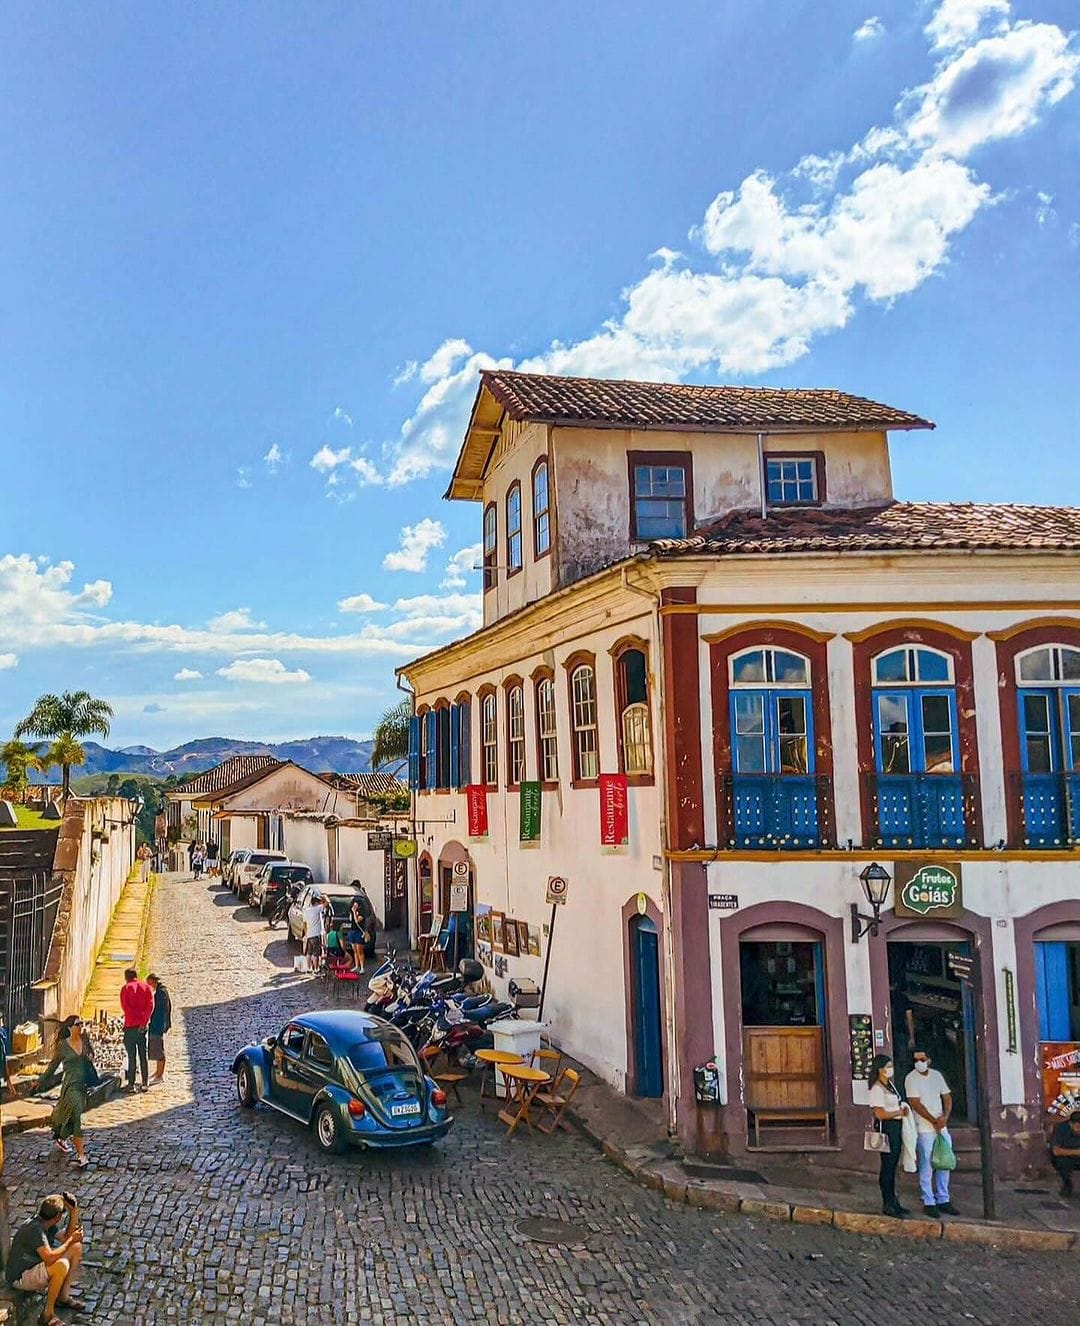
[{"xmin": 147, "ymin": 973, "xmax": 173, "ymax": 1085}]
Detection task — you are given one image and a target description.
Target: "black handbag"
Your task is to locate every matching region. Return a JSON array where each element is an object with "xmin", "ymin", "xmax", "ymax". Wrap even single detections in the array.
[{"xmin": 85, "ymin": 1074, "xmax": 119, "ymax": 1111}]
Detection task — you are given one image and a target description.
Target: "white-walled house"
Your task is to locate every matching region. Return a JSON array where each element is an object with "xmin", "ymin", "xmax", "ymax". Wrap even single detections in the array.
[
  {"xmin": 165, "ymin": 755, "xmax": 277, "ymax": 846},
  {"xmin": 399, "ymin": 369, "xmax": 1080, "ymax": 1177}
]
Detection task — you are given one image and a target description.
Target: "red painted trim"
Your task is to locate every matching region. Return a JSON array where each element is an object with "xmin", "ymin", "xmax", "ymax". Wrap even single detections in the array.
[
  {"xmin": 505, "ymin": 481, "xmax": 523, "ymax": 579},
  {"xmin": 1013, "ymin": 899, "xmax": 1080, "ymax": 1115},
  {"xmin": 563, "ymin": 650, "xmax": 599, "ymax": 788},
  {"xmin": 670, "ymin": 860, "xmax": 714, "ymax": 1143},
  {"xmin": 612, "ymin": 636, "xmax": 656, "ymax": 785},
  {"xmin": 628, "ymin": 450, "xmax": 694, "ymax": 543},
  {"xmin": 852, "ymin": 624, "xmax": 982, "ymax": 846},
  {"xmin": 477, "ymin": 685, "xmax": 498, "ymax": 789},
  {"xmin": 531, "ymin": 456, "xmax": 551, "ymax": 561},
  {"xmin": 482, "ymin": 502, "xmax": 497, "ymax": 592},
  {"xmin": 660, "ymin": 587, "xmax": 704, "ymax": 849},
  {"xmin": 709, "ymin": 625, "xmax": 835, "ymax": 845},
  {"xmin": 995, "ymin": 623, "xmax": 1080, "ymax": 846},
  {"xmin": 531, "ymin": 666, "xmax": 558, "ymax": 786}
]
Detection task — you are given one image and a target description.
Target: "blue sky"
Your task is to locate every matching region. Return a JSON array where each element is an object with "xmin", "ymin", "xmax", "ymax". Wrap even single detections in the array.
[{"xmin": 1, "ymin": 0, "xmax": 1078, "ymax": 748}]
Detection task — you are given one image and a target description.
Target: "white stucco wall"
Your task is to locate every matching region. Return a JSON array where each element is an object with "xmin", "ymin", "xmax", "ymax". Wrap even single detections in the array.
[{"xmin": 282, "ymin": 817, "xmax": 331, "ymax": 881}]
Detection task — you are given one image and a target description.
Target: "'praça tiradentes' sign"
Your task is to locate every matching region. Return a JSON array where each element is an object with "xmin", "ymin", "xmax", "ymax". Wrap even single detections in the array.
[{"xmin": 895, "ymin": 863, "xmax": 962, "ymax": 918}]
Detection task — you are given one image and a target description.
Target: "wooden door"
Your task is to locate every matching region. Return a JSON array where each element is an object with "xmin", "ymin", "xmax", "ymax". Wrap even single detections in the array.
[{"xmin": 743, "ymin": 1026, "xmax": 825, "ymax": 1110}]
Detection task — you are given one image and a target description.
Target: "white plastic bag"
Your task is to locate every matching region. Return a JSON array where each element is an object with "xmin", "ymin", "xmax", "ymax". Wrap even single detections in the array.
[
  {"xmin": 900, "ymin": 1107, "xmax": 918, "ymax": 1172},
  {"xmin": 293, "ymin": 956, "xmax": 309, "ymax": 974}
]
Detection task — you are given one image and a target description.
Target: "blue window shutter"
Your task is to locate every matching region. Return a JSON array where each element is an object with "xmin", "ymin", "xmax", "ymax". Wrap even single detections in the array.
[
  {"xmin": 424, "ymin": 711, "xmax": 438, "ymax": 790},
  {"xmin": 1035, "ymin": 941, "xmax": 1071, "ymax": 1041},
  {"xmin": 408, "ymin": 716, "xmax": 420, "ymax": 790},
  {"xmin": 459, "ymin": 701, "xmax": 471, "ymax": 786},
  {"xmin": 450, "ymin": 705, "xmax": 461, "ymax": 789}
]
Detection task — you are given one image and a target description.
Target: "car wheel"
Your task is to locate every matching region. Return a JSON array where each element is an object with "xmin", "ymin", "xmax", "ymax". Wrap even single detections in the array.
[
  {"xmin": 314, "ymin": 1103, "xmax": 347, "ymax": 1154},
  {"xmin": 236, "ymin": 1062, "xmax": 257, "ymax": 1109}
]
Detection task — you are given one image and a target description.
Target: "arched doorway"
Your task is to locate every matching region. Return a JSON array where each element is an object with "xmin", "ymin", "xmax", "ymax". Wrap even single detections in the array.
[
  {"xmin": 436, "ymin": 842, "xmax": 474, "ymax": 962},
  {"xmin": 630, "ymin": 915, "xmax": 663, "ymax": 1098}
]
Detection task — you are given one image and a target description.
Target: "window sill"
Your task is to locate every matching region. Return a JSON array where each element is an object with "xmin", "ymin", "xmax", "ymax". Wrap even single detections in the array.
[
  {"xmin": 622, "ymin": 773, "xmax": 655, "ymax": 787},
  {"xmin": 538, "ymin": 780, "xmax": 559, "ymax": 793},
  {"xmin": 506, "ymin": 567, "xmax": 522, "ymax": 580},
  {"xmin": 570, "ymin": 778, "xmax": 600, "ymax": 791}
]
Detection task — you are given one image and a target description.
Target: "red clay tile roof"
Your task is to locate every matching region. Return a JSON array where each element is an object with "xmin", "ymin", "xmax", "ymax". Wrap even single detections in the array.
[
  {"xmin": 652, "ymin": 503, "xmax": 1080, "ymax": 557},
  {"xmin": 481, "ymin": 370, "xmax": 933, "ymax": 432},
  {"xmin": 321, "ymin": 772, "xmax": 407, "ymax": 796},
  {"xmin": 169, "ymin": 756, "xmax": 278, "ymax": 797}
]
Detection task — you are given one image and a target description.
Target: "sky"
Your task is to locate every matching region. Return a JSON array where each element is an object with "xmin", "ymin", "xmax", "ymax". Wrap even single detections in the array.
[{"xmin": 1, "ymin": 0, "xmax": 1078, "ymax": 749}]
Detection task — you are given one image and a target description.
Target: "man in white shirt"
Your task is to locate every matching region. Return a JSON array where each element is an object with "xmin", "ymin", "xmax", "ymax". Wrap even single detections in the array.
[
  {"xmin": 904, "ymin": 1049, "xmax": 957, "ymax": 1216},
  {"xmin": 302, "ymin": 891, "xmax": 325, "ymax": 963}
]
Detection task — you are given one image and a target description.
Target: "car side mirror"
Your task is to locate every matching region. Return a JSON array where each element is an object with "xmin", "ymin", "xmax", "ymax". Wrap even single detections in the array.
[{"xmin": 265, "ymin": 1035, "xmax": 277, "ymax": 1048}]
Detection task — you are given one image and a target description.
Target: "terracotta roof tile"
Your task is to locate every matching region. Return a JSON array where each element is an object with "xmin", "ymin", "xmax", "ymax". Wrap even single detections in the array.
[
  {"xmin": 652, "ymin": 503, "xmax": 1080, "ymax": 557},
  {"xmin": 482, "ymin": 370, "xmax": 933, "ymax": 432},
  {"xmin": 172, "ymin": 756, "xmax": 279, "ymax": 797},
  {"xmin": 321, "ymin": 772, "xmax": 406, "ymax": 796}
]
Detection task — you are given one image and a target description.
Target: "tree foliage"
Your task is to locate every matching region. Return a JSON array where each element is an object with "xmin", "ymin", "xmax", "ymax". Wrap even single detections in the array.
[
  {"xmin": 14, "ymin": 690, "xmax": 114, "ymax": 800},
  {"xmin": 371, "ymin": 698, "xmax": 411, "ymax": 772},
  {"xmin": 0, "ymin": 738, "xmax": 46, "ymax": 799}
]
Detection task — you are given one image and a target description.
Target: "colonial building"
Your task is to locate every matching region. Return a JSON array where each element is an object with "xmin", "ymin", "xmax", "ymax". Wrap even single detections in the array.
[{"xmin": 399, "ymin": 369, "xmax": 1080, "ymax": 1176}]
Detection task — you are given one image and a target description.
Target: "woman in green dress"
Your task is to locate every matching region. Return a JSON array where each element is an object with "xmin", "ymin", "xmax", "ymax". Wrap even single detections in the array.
[{"xmin": 35, "ymin": 1016, "xmax": 95, "ymax": 1168}]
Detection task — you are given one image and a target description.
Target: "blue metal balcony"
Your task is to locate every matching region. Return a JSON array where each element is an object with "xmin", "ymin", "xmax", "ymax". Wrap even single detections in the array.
[
  {"xmin": 721, "ymin": 774, "xmax": 833, "ymax": 850},
  {"xmin": 864, "ymin": 772, "xmax": 979, "ymax": 849},
  {"xmin": 1009, "ymin": 771, "xmax": 1080, "ymax": 848}
]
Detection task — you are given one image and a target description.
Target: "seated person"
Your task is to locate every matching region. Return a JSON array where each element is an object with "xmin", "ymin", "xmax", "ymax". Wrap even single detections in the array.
[
  {"xmin": 6, "ymin": 1192, "xmax": 84, "ymax": 1326},
  {"xmin": 325, "ymin": 924, "xmax": 348, "ymax": 962},
  {"xmin": 1050, "ymin": 1109, "xmax": 1080, "ymax": 1196}
]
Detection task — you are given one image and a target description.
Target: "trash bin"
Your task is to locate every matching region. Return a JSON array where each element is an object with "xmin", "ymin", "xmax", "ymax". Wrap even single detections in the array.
[{"xmin": 489, "ymin": 1018, "xmax": 548, "ymax": 1098}]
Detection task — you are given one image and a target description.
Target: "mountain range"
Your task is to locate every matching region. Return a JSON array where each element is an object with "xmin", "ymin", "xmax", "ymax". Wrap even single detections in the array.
[{"xmin": 59, "ymin": 736, "xmax": 376, "ymax": 780}]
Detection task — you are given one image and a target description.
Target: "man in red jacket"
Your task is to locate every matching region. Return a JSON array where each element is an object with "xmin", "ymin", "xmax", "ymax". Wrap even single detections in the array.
[{"xmin": 119, "ymin": 968, "xmax": 154, "ymax": 1093}]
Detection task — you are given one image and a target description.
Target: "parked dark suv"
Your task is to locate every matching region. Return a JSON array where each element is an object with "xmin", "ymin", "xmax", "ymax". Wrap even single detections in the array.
[{"xmin": 250, "ymin": 862, "xmax": 314, "ymax": 915}]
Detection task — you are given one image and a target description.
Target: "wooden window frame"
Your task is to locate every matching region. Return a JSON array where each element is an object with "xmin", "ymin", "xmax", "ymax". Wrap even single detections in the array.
[
  {"xmin": 454, "ymin": 691, "xmax": 472, "ymax": 789},
  {"xmin": 483, "ymin": 502, "xmax": 497, "ymax": 592},
  {"xmin": 506, "ymin": 482, "xmax": 523, "ymax": 578},
  {"xmin": 531, "ymin": 666, "xmax": 558, "ymax": 789},
  {"xmin": 611, "ymin": 636, "xmax": 655, "ymax": 785},
  {"xmin": 504, "ymin": 676, "xmax": 526, "ymax": 788},
  {"xmin": 532, "ymin": 457, "xmax": 551, "ymax": 560},
  {"xmin": 627, "ymin": 451, "xmax": 694, "ymax": 543},
  {"xmin": 564, "ymin": 650, "xmax": 600, "ymax": 787},
  {"xmin": 762, "ymin": 450, "xmax": 826, "ymax": 508},
  {"xmin": 434, "ymin": 699, "xmax": 451, "ymax": 792},
  {"xmin": 417, "ymin": 705, "xmax": 431, "ymax": 796},
  {"xmin": 478, "ymin": 686, "xmax": 498, "ymax": 789}
]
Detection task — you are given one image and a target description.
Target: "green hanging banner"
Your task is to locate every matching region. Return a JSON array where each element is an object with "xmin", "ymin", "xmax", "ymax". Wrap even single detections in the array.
[{"xmin": 519, "ymin": 781, "xmax": 542, "ymax": 842}]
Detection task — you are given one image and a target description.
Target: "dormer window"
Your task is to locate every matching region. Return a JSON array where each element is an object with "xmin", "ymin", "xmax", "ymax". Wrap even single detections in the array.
[
  {"xmin": 629, "ymin": 452, "xmax": 692, "ymax": 541},
  {"xmin": 765, "ymin": 454, "xmax": 823, "ymax": 506}
]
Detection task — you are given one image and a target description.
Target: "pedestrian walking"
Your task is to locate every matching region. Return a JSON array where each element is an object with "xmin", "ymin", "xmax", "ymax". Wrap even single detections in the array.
[
  {"xmin": 186, "ymin": 839, "xmax": 195, "ymax": 873},
  {"xmin": 119, "ymin": 968, "xmax": 154, "ymax": 1093},
  {"xmin": 135, "ymin": 843, "xmax": 153, "ymax": 883},
  {"xmin": 34, "ymin": 1017, "xmax": 96, "ymax": 1168},
  {"xmin": 904, "ymin": 1048, "xmax": 958, "ymax": 1216},
  {"xmin": 192, "ymin": 843, "xmax": 205, "ymax": 881},
  {"xmin": 302, "ymin": 890, "xmax": 325, "ymax": 966},
  {"xmin": 867, "ymin": 1053, "xmax": 911, "ymax": 1218},
  {"xmin": 206, "ymin": 839, "xmax": 219, "ymax": 877},
  {"xmin": 146, "ymin": 973, "xmax": 172, "ymax": 1085},
  {"xmin": 1050, "ymin": 1109, "xmax": 1080, "ymax": 1196},
  {"xmin": 5, "ymin": 1192, "xmax": 85, "ymax": 1325}
]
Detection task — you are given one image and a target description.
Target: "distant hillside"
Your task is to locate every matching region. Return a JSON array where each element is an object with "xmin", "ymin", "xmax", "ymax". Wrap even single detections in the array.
[{"xmin": 31, "ymin": 736, "xmax": 376, "ymax": 780}]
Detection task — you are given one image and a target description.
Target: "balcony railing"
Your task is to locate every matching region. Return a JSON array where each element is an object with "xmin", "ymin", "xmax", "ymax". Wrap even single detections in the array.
[
  {"xmin": 1008, "ymin": 771, "xmax": 1080, "ymax": 849},
  {"xmin": 863, "ymin": 772, "xmax": 980, "ymax": 849},
  {"xmin": 720, "ymin": 774, "xmax": 833, "ymax": 850}
]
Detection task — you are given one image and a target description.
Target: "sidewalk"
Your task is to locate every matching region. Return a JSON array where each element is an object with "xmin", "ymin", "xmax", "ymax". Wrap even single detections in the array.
[
  {"xmin": 563, "ymin": 1058, "xmax": 1080, "ymax": 1253},
  {"xmin": 0, "ymin": 868, "xmax": 157, "ymax": 1139}
]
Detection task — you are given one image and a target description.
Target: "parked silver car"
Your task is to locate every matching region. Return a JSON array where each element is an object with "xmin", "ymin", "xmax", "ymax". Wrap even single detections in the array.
[
  {"xmin": 235, "ymin": 849, "xmax": 288, "ymax": 900},
  {"xmin": 223, "ymin": 849, "xmax": 250, "ymax": 890}
]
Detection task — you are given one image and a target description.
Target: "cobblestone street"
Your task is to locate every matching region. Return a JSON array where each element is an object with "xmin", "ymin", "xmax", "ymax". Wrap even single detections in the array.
[{"xmin": 3, "ymin": 872, "xmax": 1075, "ymax": 1325}]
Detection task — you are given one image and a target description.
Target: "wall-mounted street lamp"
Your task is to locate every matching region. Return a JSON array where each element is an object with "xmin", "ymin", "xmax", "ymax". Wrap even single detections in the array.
[{"xmin": 850, "ymin": 861, "xmax": 892, "ymax": 942}]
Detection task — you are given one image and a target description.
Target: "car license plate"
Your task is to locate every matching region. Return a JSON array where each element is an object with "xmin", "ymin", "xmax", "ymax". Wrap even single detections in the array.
[{"xmin": 390, "ymin": 1102, "xmax": 421, "ymax": 1117}]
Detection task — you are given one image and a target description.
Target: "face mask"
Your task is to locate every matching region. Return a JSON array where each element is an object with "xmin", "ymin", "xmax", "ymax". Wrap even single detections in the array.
[
  {"xmin": 916, "ymin": 1061, "xmax": 930, "ymax": 1074},
  {"xmin": 883, "ymin": 1066, "xmax": 894, "ymax": 1080}
]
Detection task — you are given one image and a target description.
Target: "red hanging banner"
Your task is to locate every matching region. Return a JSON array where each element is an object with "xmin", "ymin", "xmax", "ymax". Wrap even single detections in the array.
[
  {"xmin": 599, "ymin": 773, "xmax": 629, "ymax": 846},
  {"xmin": 466, "ymin": 784, "xmax": 489, "ymax": 838}
]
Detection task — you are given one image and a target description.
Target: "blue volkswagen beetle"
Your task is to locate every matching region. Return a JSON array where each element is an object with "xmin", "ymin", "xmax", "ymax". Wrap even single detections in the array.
[{"xmin": 231, "ymin": 1009, "xmax": 453, "ymax": 1154}]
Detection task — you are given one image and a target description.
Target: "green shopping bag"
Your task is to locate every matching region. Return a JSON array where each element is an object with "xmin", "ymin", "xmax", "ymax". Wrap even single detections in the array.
[{"xmin": 931, "ymin": 1131, "xmax": 956, "ymax": 1171}]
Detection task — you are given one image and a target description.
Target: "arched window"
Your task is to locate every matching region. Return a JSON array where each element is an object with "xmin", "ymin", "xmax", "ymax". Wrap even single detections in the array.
[
  {"xmin": 506, "ymin": 484, "xmax": 522, "ymax": 575},
  {"xmin": 615, "ymin": 645, "xmax": 653, "ymax": 777},
  {"xmin": 729, "ymin": 647, "xmax": 813, "ymax": 775},
  {"xmin": 1016, "ymin": 646, "xmax": 1080, "ymax": 775},
  {"xmin": 480, "ymin": 690, "xmax": 498, "ymax": 787},
  {"xmin": 506, "ymin": 682, "xmax": 525, "ymax": 785},
  {"xmin": 871, "ymin": 646, "xmax": 956, "ymax": 775},
  {"xmin": 569, "ymin": 660, "xmax": 599, "ymax": 782},
  {"xmin": 483, "ymin": 504, "xmax": 497, "ymax": 591},
  {"xmin": 533, "ymin": 460, "xmax": 551, "ymax": 558},
  {"xmin": 535, "ymin": 673, "xmax": 558, "ymax": 783}
]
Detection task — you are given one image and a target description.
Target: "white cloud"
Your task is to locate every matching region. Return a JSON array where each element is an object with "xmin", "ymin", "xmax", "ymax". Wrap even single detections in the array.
[
  {"xmin": 332, "ymin": 407, "xmax": 353, "ymax": 427},
  {"xmin": 926, "ymin": 0, "xmax": 1010, "ymax": 51},
  {"xmin": 1035, "ymin": 190, "xmax": 1055, "ymax": 226},
  {"xmin": 264, "ymin": 443, "xmax": 288, "ymax": 472},
  {"xmin": 392, "ymin": 592, "xmax": 482, "ymax": 625},
  {"xmin": 209, "ymin": 608, "xmax": 266, "ymax": 632},
  {"xmin": 382, "ymin": 518, "xmax": 447, "ymax": 572},
  {"xmin": 378, "ymin": 1, "xmax": 1077, "ymax": 484},
  {"xmin": 853, "ymin": 16, "xmax": 885, "ymax": 43},
  {"xmin": 173, "ymin": 668, "xmax": 203, "ymax": 681},
  {"xmin": 310, "ymin": 444, "xmax": 352, "ymax": 473},
  {"xmin": 236, "ymin": 467, "xmax": 252, "ymax": 490},
  {"xmin": 393, "ymin": 360, "xmax": 418, "ymax": 387},
  {"xmin": 440, "ymin": 543, "xmax": 483, "ymax": 589},
  {"xmin": 143, "ymin": 702, "xmax": 166, "ymax": 714},
  {"xmin": 0, "ymin": 653, "xmax": 17, "ymax": 670},
  {"xmin": 217, "ymin": 658, "xmax": 312, "ymax": 685},
  {"xmin": 338, "ymin": 593, "xmax": 387, "ymax": 614},
  {"xmin": 349, "ymin": 456, "xmax": 383, "ymax": 485}
]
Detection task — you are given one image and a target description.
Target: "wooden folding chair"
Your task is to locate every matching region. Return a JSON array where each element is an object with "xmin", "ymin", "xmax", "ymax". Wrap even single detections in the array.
[
  {"xmin": 420, "ymin": 1044, "xmax": 469, "ymax": 1106},
  {"xmin": 530, "ymin": 1046, "xmax": 563, "ymax": 1083},
  {"xmin": 533, "ymin": 1067, "xmax": 580, "ymax": 1134}
]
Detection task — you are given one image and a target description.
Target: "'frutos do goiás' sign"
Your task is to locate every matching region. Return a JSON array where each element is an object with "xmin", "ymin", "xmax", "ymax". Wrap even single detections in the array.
[{"xmin": 893, "ymin": 862, "xmax": 963, "ymax": 919}]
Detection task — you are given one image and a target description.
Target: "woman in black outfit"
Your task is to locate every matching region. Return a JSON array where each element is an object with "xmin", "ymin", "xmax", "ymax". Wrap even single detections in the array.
[{"xmin": 867, "ymin": 1052, "xmax": 910, "ymax": 1217}]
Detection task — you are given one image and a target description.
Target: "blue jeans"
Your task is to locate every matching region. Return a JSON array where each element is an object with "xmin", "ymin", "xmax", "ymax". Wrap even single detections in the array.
[{"xmin": 916, "ymin": 1128, "xmax": 951, "ymax": 1205}]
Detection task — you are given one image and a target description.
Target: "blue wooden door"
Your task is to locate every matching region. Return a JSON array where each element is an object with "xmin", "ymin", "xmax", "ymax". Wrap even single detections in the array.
[
  {"xmin": 1018, "ymin": 690, "xmax": 1080, "ymax": 844},
  {"xmin": 631, "ymin": 917, "xmax": 663, "ymax": 1098},
  {"xmin": 872, "ymin": 688, "xmax": 963, "ymax": 845},
  {"xmin": 1035, "ymin": 941, "xmax": 1074, "ymax": 1040}
]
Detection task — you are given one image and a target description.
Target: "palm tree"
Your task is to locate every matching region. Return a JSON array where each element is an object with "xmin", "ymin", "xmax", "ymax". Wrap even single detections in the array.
[
  {"xmin": 0, "ymin": 738, "xmax": 46, "ymax": 800},
  {"xmin": 371, "ymin": 698, "xmax": 411, "ymax": 772},
  {"xmin": 14, "ymin": 690, "xmax": 113, "ymax": 801}
]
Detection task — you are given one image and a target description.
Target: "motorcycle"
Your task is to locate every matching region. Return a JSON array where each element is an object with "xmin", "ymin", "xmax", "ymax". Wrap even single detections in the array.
[{"xmin": 267, "ymin": 881, "xmax": 302, "ymax": 930}]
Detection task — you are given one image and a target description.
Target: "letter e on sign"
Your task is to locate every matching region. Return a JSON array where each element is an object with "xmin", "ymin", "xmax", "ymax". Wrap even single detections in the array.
[{"xmin": 545, "ymin": 876, "xmax": 569, "ymax": 906}]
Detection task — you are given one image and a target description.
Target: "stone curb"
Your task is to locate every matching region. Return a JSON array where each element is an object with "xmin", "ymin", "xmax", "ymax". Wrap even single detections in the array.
[{"xmin": 569, "ymin": 1102, "xmax": 1076, "ymax": 1254}]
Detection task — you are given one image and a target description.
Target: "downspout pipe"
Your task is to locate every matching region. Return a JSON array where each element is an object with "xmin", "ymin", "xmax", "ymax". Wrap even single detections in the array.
[
  {"xmin": 757, "ymin": 431, "xmax": 767, "ymax": 518},
  {"xmin": 622, "ymin": 563, "xmax": 679, "ymax": 1140}
]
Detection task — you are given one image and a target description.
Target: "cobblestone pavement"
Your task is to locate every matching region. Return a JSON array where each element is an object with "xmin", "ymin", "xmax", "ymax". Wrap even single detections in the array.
[{"xmin": 4, "ymin": 873, "xmax": 1076, "ymax": 1325}]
